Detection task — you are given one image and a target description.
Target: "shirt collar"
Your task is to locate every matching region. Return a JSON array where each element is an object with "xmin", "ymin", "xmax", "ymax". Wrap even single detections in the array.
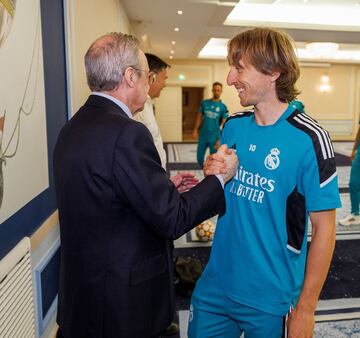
[{"xmin": 91, "ymin": 92, "xmax": 132, "ymax": 118}]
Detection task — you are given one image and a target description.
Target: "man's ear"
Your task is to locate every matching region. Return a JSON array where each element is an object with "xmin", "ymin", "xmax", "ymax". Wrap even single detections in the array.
[{"xmin": 123, "ymin": 67, "xmax": 136, "ymax": 87}]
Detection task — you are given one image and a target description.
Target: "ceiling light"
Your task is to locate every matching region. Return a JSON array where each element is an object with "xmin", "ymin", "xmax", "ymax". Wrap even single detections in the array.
[
  {"xmin": 320, "ymin": 74, "xmax": 331, "ymax": 92},
  {"xmin": 172, "ymin": 41, "xmax": 176, "ymax": 45},
  {"xmin": 170, "ymin": 50, "xmax": 175, "ymax": 54},
  {"xmin": 178, "ymin": 74, "xmax": 186, "ymax": 80},
  {"xmin": 303, "ymin": 42, "xmax": 339, "ymax": 59},
  {"xmin": 321, "ymin": 75, "xmax": 329, "ymax": 83},
  {"xmin": 320, "ymin": 84, "xmax": 331, "ymax": 92},
  {"xmin": 198, "ymin": 38, "xmax": 228, "ymax": 58},
  {"xmin": 169, "ymin": 55, "xmax": 173, "ymax": 59},
  {"xmin": 306, "ymin": 42, "xmax": 339, "ymax": 52},
  {"xmin": 199, "ymin": 38, "xmax": 360, "ymax": 62},
  {"xmin": 297, "ymin": 42, "xmax": 360, "ymax": 61},
  {"xmin": 177, "ymin": 10, "xmax": 183, "ymax": 15},
  {"xmin": 174, "ymin": 27, "xmax": 179, "ymax": 32},
  {"xmin": 225, "ymin": 2, "xmax": 360, "ymax": 31}
]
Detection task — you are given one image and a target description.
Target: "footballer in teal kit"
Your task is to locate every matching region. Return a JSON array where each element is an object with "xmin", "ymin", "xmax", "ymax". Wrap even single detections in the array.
[
  {"xmin": 204, "ymin": 101, "xmax": 340, "ymax": 313},
  {"xmin": 188, "ymin": 28, "xmax": 341, "ymax": 338},
  {"xmin": 193, "ymin": 82, "xmax": 228, "ymax": 166}
]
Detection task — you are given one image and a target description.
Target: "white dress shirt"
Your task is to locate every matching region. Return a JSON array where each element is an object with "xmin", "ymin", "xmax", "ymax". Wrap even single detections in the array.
[{"xmin": 133, "ymin": 96, "xmax": 167, "ymax": 169}]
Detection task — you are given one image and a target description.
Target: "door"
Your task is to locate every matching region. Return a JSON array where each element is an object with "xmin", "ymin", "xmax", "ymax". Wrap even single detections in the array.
[{"xmin": 182, "ymin": 87, "xmax": 204, "ymax": 141}]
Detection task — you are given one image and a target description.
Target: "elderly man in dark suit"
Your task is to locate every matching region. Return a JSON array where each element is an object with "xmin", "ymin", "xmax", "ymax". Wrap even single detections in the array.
[{"xmin": 53, "ymin": 32, "xmax": 238, "ymax": 338}]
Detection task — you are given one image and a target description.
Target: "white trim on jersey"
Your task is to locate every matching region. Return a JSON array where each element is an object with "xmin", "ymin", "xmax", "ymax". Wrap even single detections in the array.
[
  {"xmin": 320, "ymin": 171, "xmax": 338, "ymax": 188},
  {"xmin": 297, "ymin": 114, "xmax": 334, "ymax": 158},
  {"xmin": 326, "ymin": 129, "xmax": 335, "ymax": 158},
  {"xmin": 300, "ymin": 115, "xmax": 335, "ymax": 158},
  {"xmin": 286, "ymin": 244, "xmax": 301, "ymax": 254},
  {"xmin": 231, "ymin": 110, "xmax": 253, "ymax": 117},
  {"xmin": 293, "ymin": 116, "xmax": 329, "ymax": 160}
]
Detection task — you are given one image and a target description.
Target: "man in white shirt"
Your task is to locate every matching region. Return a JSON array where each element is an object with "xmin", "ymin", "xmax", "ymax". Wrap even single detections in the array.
[
  {"xmin": 134, "ymin": 53, "xmax": 197, "ymax": 193},
  {"xmin": 133, "ymin": 53, "xmax": 167, "ymax": 168}
]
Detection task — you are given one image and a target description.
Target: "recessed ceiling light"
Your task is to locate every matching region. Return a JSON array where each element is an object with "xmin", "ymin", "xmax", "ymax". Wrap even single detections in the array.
[
  {"xmin": 177, "ymin": 10, "xmax": 183, "ymax": 15},
  {"xmin": 170, "ymin": 50, "xmax": 175, "ymax": 54},
  {"xmin": 172, "ymin": 41, "xmax": 176, "ymax": 45},
  {"xmin": 225, "ymin": 2, "xmax": 360, "ymax": 31},
  {"xmin": 174, "ymin": 27, "xmax": 179, "ymax": 32},
  {"xmin": 169, "ymin": 55, "xmax": 174, "ymax": 59}
]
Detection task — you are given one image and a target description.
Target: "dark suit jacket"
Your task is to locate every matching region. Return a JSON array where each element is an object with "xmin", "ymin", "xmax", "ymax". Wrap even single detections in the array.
[{"xmin": 53, "ymin": 95, "xmax": 225, "ymax": 338}]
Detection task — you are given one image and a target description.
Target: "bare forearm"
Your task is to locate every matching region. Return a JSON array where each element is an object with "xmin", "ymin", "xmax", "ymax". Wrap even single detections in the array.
[
  {"xmin": 296, "ymin": 211, "xmax": 336, "ymax": 313},
  {"xmin": 193, "ymin": 113, "xmax": 202, "ymax": 132},
  {"xmin": 287, "ymin": 211, "xmax": 336, "ymax": 337},
  {"xmin": 220, "ymin": 118, "xmax": 226, "ymax": 130},
  {"xmin": 192, "ymin": 113, "xmax": 203, "ymax": 139}
]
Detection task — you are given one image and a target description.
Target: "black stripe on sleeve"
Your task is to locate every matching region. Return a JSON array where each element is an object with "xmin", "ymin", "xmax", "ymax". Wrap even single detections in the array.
[
  {"xmin": 287, "ymin": 110, "xmax": 336, "ymax": 187},
  {"xmin": 286, "ymin": 186, "xmax": 306, "ymax": 253}
]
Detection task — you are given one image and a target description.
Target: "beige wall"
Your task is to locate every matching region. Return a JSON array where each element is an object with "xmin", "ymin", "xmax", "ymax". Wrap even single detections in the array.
[
  {"xmin": 65, "ymin": 0, "xmax": 131, "ymax": 114},
  {"xmin": 157, "ymin": 59, "xmax": 360, "ymax": 141},
  {"xmin": 155, "ymin": 87, "xmax": 183, "ymax": 142},
  {"xmin": 297, "ymin": 65, "xmax": 360, "ymax": 139}
]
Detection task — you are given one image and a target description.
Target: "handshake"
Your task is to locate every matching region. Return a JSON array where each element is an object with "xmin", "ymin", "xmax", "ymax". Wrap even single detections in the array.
[
  {"xmin": 170, "ymin": 144, "xmax": 238, "ymax": 193},
  {"xmin": 204, "ymin": 144, "xmax": 238, "ymax": 184}
]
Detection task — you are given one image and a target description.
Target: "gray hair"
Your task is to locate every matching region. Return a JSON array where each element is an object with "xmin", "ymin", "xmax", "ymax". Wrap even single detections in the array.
[{"xmin": 84, "ymin": 32, "xmax": 141, "ymax": 92}]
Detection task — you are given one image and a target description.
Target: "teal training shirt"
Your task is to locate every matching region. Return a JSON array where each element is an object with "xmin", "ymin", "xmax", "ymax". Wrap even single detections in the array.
[
  {"xmin": 202, "ymin": 101, "xmax": 341, "ymax": 316},
  {"xmin": 199, "ymin": 99, "xmax": 228, "ymax": 137}
]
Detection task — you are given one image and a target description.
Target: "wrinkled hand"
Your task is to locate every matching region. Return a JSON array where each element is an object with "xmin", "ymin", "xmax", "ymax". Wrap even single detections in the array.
[
  {"xmin": 170, "ymin": 172, "xmax": 199, "ymax": 193},
  {"xmin": 203, "ymin": 144, "xmax": 238, "ymax": 184},
  {"xmin": 287, "ymin": 307, "xmax": 314, "ymax": 338}
]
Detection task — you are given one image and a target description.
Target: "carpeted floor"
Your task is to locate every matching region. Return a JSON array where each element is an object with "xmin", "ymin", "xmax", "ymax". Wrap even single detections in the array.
[
  {"xmin": 173, "ymin": 239, "xmax": 360, "ymax": 309},
  {"xmin": 321, "ymin": 239, "xmax": 360, "ymax": 300}
]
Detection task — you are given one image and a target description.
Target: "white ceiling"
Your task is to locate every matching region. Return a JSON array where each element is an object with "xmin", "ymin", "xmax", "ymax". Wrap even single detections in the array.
[{"xmin": 121, "ymin": 0, "xmax": 360, "ymax": 61}]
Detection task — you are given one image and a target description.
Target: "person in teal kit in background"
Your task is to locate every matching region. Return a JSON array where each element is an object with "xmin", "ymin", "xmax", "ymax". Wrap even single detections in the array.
[
  {"xmin": 339, "ymin": 125, "xmax": 360, "ymax": 226},
  {"xmin": 192, "ymin": 82, "xmax": 228, "ymax": 167}
]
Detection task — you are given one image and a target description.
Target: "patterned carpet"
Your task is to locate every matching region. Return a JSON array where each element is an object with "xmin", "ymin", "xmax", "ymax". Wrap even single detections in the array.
[{"xmin": 164, "ymin": 142, "xmax": 360, "ymax": 338}]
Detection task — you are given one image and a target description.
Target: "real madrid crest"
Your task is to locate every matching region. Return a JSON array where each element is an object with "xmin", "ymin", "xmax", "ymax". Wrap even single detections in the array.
[{"xmin": 264, "ymin": 148, "xmax": 280, "ymax": 170}]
